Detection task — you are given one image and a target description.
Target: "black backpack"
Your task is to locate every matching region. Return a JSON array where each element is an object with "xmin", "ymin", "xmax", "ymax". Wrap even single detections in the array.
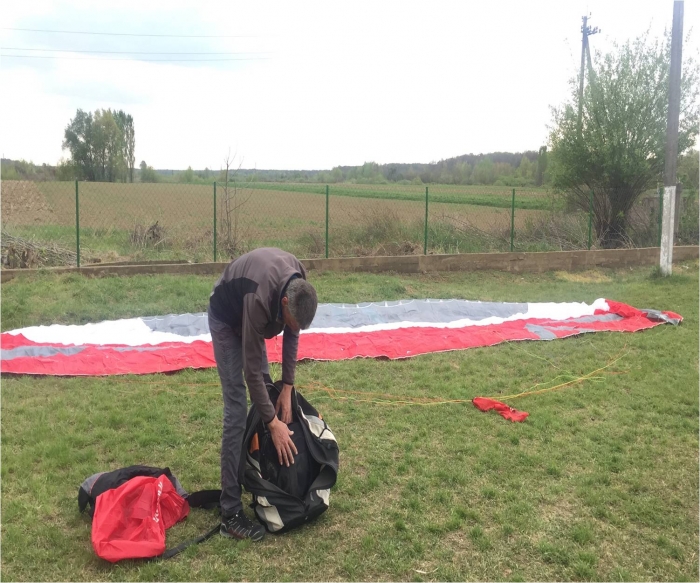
[
  {"xmin": 78, "ymin": 385, "xmax": 338, "ymax": 559},
  {"xmin": 240, "ymin": 382, "xmax": 339, "ymax": 533},
  {"xmin": 78, "ymin": 465, "xmax": 222, "ymax": 560}
]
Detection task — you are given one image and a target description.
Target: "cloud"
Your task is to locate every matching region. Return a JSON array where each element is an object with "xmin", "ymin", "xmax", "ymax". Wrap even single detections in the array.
[{"xmin": 2, "ymin": 0, "xmax": 697, "ymax": 169}]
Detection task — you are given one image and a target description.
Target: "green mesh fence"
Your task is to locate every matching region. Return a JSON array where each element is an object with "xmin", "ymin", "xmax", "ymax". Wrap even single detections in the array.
[{"xmin": 1, "ymin": 179, "xmax": 696, "ymax": 268}]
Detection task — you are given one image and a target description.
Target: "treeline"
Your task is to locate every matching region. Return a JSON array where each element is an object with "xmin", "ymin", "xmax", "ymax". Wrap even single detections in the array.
[
  {"xmin": 320, "ymin": 149, "xmax": 549, "ymax": 186},
  {"xmin": 3, "ymin": 149, "xmax": 697, "ymax": 191},
  {"xmin": 223, "ymin": 149, "xmax": 549, "ymax": 186},
  {"xmin": 0, "ymin": 159, "xmax": 57, "ymax": 181},
  {"xmin": 139, "ymin": 149, "xmax": 550, "ymax": 187}
]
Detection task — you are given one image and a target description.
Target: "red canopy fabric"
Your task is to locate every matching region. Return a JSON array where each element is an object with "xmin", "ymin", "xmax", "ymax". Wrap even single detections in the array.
[
  {"xmin": 472, "ymin": 397, "xmax": 529, "ymax": 422},
  {"xmin": 0, "ymin": 299, "xmax": 681, "ymax": 376}
]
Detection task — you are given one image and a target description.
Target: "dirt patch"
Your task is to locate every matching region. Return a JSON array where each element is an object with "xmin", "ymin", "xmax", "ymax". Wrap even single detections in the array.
[{"xmin": 1, "ymin": 181, "xmax": 55, "ymax": 226}]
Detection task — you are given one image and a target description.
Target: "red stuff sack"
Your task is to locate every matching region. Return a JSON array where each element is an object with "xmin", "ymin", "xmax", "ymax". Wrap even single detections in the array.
[{"xmin": 91, "ymin": 474, "xmax": 189, "ymax": 562}]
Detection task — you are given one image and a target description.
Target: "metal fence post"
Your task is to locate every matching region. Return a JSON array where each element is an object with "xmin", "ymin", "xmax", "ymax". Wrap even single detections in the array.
[
  {"xmin": 213, "ymin": 181, "xmax": 217, "ymax": 262},
  {"xmin": 588, "ymin": 190, "xmax": 593, "ymax": 250},
  {"xmin": 424, "ymin": 186, "xmax": 429, "ymax": 255},
  {"xmin": 510, "ymin": 188, "xmax": 515, "ymax": 252},
  {"xmin": 325, "ymin": 185, "xmax": 329, "ymax": 258},
  {"xmin": 75, "ymin": 180, "xmax": 80, "ymax": 268},
  {"xmin": 658, "ymin": 186, "xmax": 664, "ymax": 247}
]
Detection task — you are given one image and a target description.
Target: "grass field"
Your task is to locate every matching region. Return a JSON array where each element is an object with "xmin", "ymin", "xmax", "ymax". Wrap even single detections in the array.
[
  {"xmin": 240, "ymin": 182, "xmax": 559, "ymax": 210},
  {"xmin": 1, "ymin": 261, "xmax": 698, "ymax": 581}
]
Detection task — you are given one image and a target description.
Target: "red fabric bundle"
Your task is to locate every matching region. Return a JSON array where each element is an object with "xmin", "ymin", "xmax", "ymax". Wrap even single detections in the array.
[
  {"xmin": 91, "ymin": 474, "xmax": 189, "ymax": 562},
  {"xmin": 472, "ymin": 397, "xmax": 529, "ymax": 422}
]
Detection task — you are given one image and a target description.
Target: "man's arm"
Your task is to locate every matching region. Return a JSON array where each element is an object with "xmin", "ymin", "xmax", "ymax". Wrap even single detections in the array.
[
  {"xmin": 242, "ymin": 295, "xmax": 298, "ymax": 466},
  {"xmin": 242, "ymin": 294, "xmax": 276, "ymax": 423},
  {"xmin": 274, "ymin": 326, "xmax": 299, "ymax": 424},
  {"xmin": 281, "ymin": 325, "xmax": 299, "ymax": 387}
]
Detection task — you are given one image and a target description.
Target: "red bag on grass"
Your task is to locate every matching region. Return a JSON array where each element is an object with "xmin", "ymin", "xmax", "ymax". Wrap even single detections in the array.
[{"xmin": 91, "ymin": 474, "xmax": 189, "ymax": 562}]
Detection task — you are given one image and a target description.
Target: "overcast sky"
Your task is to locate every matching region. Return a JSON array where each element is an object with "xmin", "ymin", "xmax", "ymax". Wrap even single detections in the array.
[{"xmin": 1, "ymin": 0, "xmax": 697, "ymax": 170}]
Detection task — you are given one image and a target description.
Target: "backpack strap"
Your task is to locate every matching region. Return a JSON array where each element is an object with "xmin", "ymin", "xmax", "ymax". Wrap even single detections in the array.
[
  {"xmin": 157, "ymin": 489, "xmax": 223, "ymax": 560},
  {"xmin": 160, "ymin": 523, "xmax": 221, "ymax": 559}
]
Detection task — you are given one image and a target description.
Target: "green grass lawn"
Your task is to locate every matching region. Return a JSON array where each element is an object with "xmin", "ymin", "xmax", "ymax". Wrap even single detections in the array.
[{"xmin": 1, "ymin": 261, "xmax": 698, "ymax": 581}]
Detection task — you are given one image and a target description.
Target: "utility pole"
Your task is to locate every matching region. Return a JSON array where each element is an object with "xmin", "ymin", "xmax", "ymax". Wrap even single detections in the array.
[
  {"xmin": 578, "ymin": 15, "xmax": 600, "ymax": 133},
  {"xmin": 660, "ymin": 1, "xmax": 684, "ymax": 276}
]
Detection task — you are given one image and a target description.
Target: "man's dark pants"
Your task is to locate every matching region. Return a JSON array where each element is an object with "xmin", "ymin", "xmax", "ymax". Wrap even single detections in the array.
[{"xmin": 208, "ymin": 307, "xmax": 270, "ymax": 518}]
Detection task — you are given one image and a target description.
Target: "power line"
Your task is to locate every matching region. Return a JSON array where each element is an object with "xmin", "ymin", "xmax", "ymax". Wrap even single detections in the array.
[
  {"xmin": 1, "ymin": 53, "xmax": 268, "ymax": 62},
  {"xmin": 1, "ymin": 47, "xmax": 267, "ymax": 55},
  {"xmin": 1, "ymin": 27, "xmax": 256, "ymax": 38}
]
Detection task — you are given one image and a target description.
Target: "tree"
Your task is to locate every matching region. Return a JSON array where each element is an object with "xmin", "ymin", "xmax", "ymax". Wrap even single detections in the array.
[
  {"xmin": 518, "ymin": 155, "xmax": 533, "ymax": 182},
  {"xmin": 179, "ymin": 166, "xmax": 195, "ymax": 183},
  {"xmin": 114, "ymin": 110, "xmax": 135, "ymax": 182},
  {"xmin": 534, "ymin": 146, "xmax": 548, "ymax": 187},
  {"xmin": 62, "ymin": 108, "xmax": 136, "ymax": 182},
  {"xmin": 548, "ymin": 31, "xmax": 699, "ymax": 248},
  {"xmin": 139, "ymin": 160, "xmax": 159, "ymax": 183},
  {"xmin": 56, "ymin": 158, "xmax": 76, "ymax": 181},
  {"xmin": 62, "ymin": 109, "xmax": 96, "ymax": 181},
  {"xmin": 453, "ymin": 161, "xmax": 473, "ymax": 185},
  {"xmin": 677, "ymin": 149, "xmax": 698, "ymax": 193},
  {"xmin": 472, "ymin": 158, "xmax": 496, "ymax": 185},
  {"xmin": 93, "ymin": 109, "xmax": 123, "ymax": 182},
  {"xmin": 219, "ymin": 151, "xmax": 252, "ymax": 256}
]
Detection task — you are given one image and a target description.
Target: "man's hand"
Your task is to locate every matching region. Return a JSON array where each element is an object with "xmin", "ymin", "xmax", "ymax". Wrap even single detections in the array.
[
  {"xmin": 268, "ymin": 416, "xmax": 298, "ymax": 467},
  {"xmin": 274, "ymin": 383, "xmax": 294, "ymax": 424}
]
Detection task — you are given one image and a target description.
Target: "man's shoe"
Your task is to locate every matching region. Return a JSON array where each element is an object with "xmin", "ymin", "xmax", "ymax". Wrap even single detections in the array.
[{"xmin": 220, "ymin": 510, "xmax": 265, "ymax": 541}]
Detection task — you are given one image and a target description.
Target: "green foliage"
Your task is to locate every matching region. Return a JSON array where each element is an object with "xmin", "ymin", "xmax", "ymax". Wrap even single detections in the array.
[
  {"xmin": 549, "ymin": 31, "xmax": 699, "ymax": 248},
  {"xmin": 677, "ymin": 149, "xmax": 699, "ymax": 194},
  {"xmin": 92, "ymin": 109, "xmax": 123, "ymax": 182},
  {"xmin": 55, "ymin": 158, "xmax": 76, "ymax": 181},
  {"xmin": 678, "ymin": 198, "xmax": 699, "ymax": 245},
  {"xmin": 139, "ymin": 160, "xmax": 159, "ymax": 183},
  {"xmin": 10, "ymin": 151, "xmax": 549, "ymax": 188},
  {"xmin": 114, "ymin": 110, "xmax": 136, "ymax": 183},
  {"xmin": 473, "ymin": 158, "xmax": 496, "ymax": 185},
  {"xmin": 178, "ymin": 166, "xmax": 195, "ymax": 183},
  {"xmin": 1, "ymin": 160, "xmax": 19, "ymax": 180},
  {"xmin": 196, "ymin": 167, "xmax": 213, "ymax": 180},
  {"xmin": 224, "ymin": 151, "xmax": 542, "ymax": 186},
  {"xmin": 518, "ymin": 155, "xmax": 534, "ymax": 182},
  {"xmin": 1, "ymin": 158, "xmax": 56, "ymax": 181},
  {"xmin": 535, "ymin": 146, "xmax": 549, "ymax": 187},
  {"xmin": 62, "ymin": 108, "xmax": 136, "ymax": 183}
]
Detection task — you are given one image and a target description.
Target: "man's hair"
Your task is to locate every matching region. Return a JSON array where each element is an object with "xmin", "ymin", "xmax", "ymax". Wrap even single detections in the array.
[{"xmin": 286, "ymin": 278, "xmax": 318, "ymax": 330}]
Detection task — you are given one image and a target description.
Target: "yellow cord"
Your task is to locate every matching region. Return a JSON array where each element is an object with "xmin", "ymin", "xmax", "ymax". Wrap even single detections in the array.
[
  {"xmin": 491, "ymin": 349, "xmax": 628, "ymax": 401},
  {"xmin": 300, "ymin": 348, "xmax": 629, "ymax": 406},
  {"xmin": 107, "ymin": 348, "xmax": 629, "ymax": 407}
]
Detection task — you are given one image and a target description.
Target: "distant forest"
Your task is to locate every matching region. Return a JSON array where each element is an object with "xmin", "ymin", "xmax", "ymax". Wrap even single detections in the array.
[
  {"xmin": 237, "ymin": 149, "xmax": 549, "ymax": 187},
  {"xmin": 1, "ymin": 149, "xmax": 549, "ymax": 186}
]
